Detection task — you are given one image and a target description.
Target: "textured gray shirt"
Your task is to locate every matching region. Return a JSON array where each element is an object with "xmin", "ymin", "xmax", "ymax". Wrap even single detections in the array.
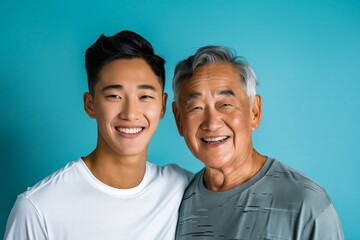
[{"xmin": 176, "ymin": 158, "xmax": 344, "ymax": 240}]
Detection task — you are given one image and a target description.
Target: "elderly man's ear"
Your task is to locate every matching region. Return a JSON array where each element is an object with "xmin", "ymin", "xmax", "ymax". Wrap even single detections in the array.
[
  {"xmin": 251, "ymin": 95, "xmax": 262, "ymax": 131},
  {"xmin": 172, "ymin": 102, "xmax": 184, "ymax": 136}
]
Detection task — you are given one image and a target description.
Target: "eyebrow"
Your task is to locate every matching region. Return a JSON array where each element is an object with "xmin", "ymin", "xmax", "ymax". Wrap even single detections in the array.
[
  {"xmin": 185, "ymin": 92, "xmax": 202, "ymax": 104},
  {"xmin": 185, "ymin": 89, "xmax": 235, "ymax": 103},
  {"xmin": 102, "ymin": 84, "xmax": 157, "ymax": 92},
  {"xmin": 102, "ymin": 85, "xmax": 123, "ymax": 92},
  {"xmin": 218, "ymin": 89, "xmax": 235, "ymax": 97}
]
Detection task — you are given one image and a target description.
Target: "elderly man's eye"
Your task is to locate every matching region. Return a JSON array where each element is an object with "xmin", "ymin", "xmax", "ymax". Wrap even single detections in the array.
[
  {"xmin": 222, "ymin": 103, "xmax": 232, "ymax": 107},
  {"xmin": 192, "ymin": 106, "xmax": 203, "ymax": 111}
]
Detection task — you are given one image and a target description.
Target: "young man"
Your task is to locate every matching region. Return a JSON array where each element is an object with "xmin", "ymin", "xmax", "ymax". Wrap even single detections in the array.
[
  {"xmin": 4, "ymin": 30, "xmax": 192, "ymax": 239},
  {"xmin": 172, "ymin": 46, "xmax": 344, "ymax": 239}
]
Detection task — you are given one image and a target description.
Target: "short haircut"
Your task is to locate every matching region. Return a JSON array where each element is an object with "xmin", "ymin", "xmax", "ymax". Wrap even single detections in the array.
[
  {"xmin": 85, "ymin": 30, "xmax": 165, "ymax": 94},
  {"xmin": 172, "ymin": 46, "xmax": 258, "ymax": 104}
]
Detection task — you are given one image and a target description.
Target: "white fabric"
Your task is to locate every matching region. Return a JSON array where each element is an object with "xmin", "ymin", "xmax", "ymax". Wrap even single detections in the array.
[{"xmin": 4, "ymin": 159, "xmax": 193, "ymax": 240}]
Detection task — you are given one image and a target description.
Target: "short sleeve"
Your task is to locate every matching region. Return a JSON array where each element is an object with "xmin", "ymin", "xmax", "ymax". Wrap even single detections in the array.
[
  {"xmin": 4, "ymin": 195, "xmax": 47, "ymax": 240},
  {"xmin": 306, "ymin": 203, "xmax": 344, "ymax": 240}
]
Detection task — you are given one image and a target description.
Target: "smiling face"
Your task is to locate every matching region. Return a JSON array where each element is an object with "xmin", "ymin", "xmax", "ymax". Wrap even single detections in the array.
[
  {"xmin": 84, "ymin": 58, "xmax": 167, "ymax": 159},
  {"xmin": 173, "ymin": 63, "xmax": 262, "ymax": 170}
]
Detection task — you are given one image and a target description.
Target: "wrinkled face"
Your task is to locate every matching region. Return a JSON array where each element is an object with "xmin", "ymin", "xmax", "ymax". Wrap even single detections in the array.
[
  {"xmin": 172, "ymin": 63, "xmax": 261, "ymax": 170},
  {"xmin": 85, "ymin": 58, "xmax": 167, "ymax": 158}
]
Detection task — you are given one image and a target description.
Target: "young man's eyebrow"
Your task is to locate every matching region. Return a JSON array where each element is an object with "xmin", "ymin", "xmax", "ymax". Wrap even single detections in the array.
[
  {"xmin": 137, "ymin": 84, "xmax": 156, "ymax": 91},
  {"xmin": 102, "ymin": 85, "xmax": 123, "ymax": 92}
]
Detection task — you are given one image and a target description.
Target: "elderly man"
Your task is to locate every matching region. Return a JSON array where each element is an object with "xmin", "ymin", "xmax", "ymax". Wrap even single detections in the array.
[{"xmin": 172, "ymin": 46, "xmax": 344, "ymax": 239}]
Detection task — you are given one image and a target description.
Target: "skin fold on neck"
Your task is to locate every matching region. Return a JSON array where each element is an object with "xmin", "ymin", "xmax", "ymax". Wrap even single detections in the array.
[{"xmin": 203, "ymin": 150, "xmax": 267, "ymax": 192}]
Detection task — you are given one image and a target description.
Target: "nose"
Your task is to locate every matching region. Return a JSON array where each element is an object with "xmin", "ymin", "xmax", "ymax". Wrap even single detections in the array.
[
  {"xmin": 119, "ymin": 98, "xmax": 139, "ymax": 120},
  {"xmin": 200, "ymin": 108, "xmax": 224, "ymax": 131}
]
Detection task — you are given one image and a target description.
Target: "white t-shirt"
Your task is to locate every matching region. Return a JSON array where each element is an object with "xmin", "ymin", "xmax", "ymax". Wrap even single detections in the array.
[{"xmin": 4, "ymin": 159, "xmax": 193, "ymax": 240}]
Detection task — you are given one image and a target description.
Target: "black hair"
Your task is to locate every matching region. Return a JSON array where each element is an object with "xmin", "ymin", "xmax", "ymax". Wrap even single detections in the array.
[{"xmin": 85, "ymin": 30, "xmax": 165, "ymax": 94}]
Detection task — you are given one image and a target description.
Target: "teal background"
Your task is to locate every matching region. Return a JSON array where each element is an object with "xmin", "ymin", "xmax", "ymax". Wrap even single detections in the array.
[{"xmin": 1, "ymin": 0, "xmax": 359, "ymax": 238}]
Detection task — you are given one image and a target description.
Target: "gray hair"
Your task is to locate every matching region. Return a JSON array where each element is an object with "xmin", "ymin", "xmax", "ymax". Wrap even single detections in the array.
[{"xmin": 172, "ymin": 46, "xmax": 258, "ymax": 105}]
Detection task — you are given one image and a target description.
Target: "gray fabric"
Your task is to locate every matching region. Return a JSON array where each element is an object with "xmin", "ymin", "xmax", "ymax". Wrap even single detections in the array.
[{"xmin": 176, "ymin": 158, "xmax": 344, "ymax": 240}]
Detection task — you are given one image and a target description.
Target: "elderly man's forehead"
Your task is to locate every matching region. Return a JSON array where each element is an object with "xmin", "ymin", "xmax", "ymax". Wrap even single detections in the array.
[
  {"xmin": 193, "ymin": 62, "xmax": 237, "ymax": 74},
  {"xmin": 182, "ymin": 64, "xmax": 241, "ymax": 87}
]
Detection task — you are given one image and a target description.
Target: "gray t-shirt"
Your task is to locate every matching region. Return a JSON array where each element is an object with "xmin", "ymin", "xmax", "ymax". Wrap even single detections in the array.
[{"xmin": 176, "ymin": 158, "xmax": 343, "ymax": 240}]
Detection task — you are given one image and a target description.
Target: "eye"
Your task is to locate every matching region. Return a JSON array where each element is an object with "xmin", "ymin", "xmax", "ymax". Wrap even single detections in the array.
[
  {"xmin": 106, "ymin": 95, "xmax": 122, "ymax": 101},
  {"xmin": 189, "ymin": 106, "xmax": 203, "ymax": 112},
  {"xmin": 222, "ymin": 103, "xmax": 232, "ymax": 107},
  {"xmin": 140, "ymin": 95, "xmax": 154, "ymax": 100}
]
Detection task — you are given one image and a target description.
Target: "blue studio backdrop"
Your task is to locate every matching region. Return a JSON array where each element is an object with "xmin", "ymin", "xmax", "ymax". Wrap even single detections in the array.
[{"xmin": 1, "ymin": 0, "xmax": 359, "ymax": 238}]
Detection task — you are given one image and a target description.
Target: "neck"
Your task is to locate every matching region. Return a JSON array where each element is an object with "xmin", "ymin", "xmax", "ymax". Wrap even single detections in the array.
[
  {"xmin": 203, "ymin": 150, "xmax": 267, "ymax": 192},
  {"xmin": 82, "ymin": 149, "xmax": 147, "ymax": 189}
]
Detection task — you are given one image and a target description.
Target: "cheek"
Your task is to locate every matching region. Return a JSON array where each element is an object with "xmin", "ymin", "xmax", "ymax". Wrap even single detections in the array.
[
  {"xmin": 97, "ymin": 103, "xmax": 111, "ymax": 116},
  {"xmin": 142, "ymin": 104, "xmax": 163, "ymax": 121},
  {"xmin": 94, "ymin": 102, "xmax": 117, "ymax": 124},
  {"xmin": 182, "ymin": 115, "xmax": 193, "ymax": 128},
  {"xmin": 229, "ymin": 110, "xmax": 251, "ymax": 127},
  {"xmin": 230, "ymin": 116, "xmax": 243, "ymax": 130},
  {"xmin": 182, "ymin": 115, "xmax": 200, "ymax": 139}
]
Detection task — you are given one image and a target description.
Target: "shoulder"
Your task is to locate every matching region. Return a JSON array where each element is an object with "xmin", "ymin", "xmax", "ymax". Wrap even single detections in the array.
[
  {"xmin": 9, "ymin": 194, "xmax": 40, "ymax": 218},
  {"xmin": 22, "ymin": 160, "xmax": 80, "ymax": 200},
  {"xmin": 4, "ymin": 194, "xmax": 48, "ymax": 239},
  {"xmin": 146, "ymin": 162, "xmax": 194, "ymax": 186},
  {"xmin": 265, "ymin": 159, "xmax": 332, "ymax": 209},
  {"xmin": 181, "ymin": 169, "xmax": 204, "ymax": 196},
  {"xmin": 271, "ymin": 159, "xmax": 344, "ymax": 238},
  {"xmin": 304, "ymin": 202, "xmax": 344, "ymax": 239}
]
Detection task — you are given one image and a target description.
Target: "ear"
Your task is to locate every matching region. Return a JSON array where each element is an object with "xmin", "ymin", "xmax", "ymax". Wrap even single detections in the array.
[
  {"xmin": 172, "ymin": 102, "xmax": 184, "ymax": 136},
  {"xmin": 84, "ymin": 93, "xmax": 96, "ymax": 119},
  {"xmin": 160, "ymin": 93, "xmax": 168, "ymax": 119},
  {"xmin": 251, "ymin": 94, "xmax": 262, "ymax": 131}
]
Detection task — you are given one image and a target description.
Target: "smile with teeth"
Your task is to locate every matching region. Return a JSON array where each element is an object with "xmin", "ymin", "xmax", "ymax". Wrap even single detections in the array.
[
  {"xmin": 201, "ymin": 136, "xmax": 229, "ymax": 144},
  {"xmin": 116, "ymin": 127, "xmax": 143, "ymax": 134}
]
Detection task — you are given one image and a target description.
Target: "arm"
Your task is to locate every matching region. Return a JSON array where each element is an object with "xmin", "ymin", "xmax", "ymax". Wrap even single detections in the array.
[{"xmin": 4, "ymin": 195, "xmax": 47, "ymax": 240}]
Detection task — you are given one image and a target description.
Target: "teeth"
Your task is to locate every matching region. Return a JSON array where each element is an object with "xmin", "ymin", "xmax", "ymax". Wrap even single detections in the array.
[
  {"xmin": 117, "ymin": 127, "xmax": 143, "ymax": 134},
  {"xmin": 202, "ymin": 136, "xmax": 228, "ymax": 143}
]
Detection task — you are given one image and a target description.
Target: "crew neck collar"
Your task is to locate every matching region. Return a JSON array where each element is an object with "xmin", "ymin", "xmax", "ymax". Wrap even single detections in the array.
[{"xmin": 77, "ymin": 158, "xmax": 150, "ymax": 198}]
